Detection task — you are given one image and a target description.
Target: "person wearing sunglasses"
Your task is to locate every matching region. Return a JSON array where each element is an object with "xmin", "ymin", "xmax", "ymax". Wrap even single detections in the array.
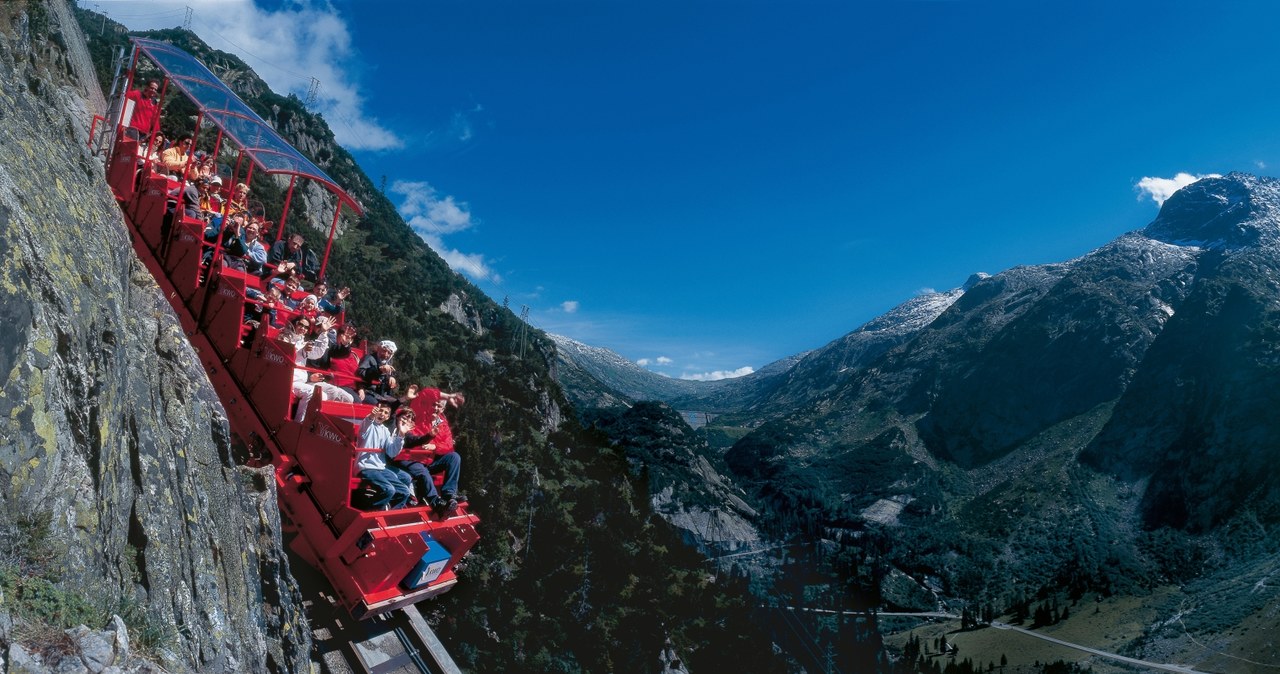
[{"xmin": 278, "ymin": 314, "xmax": 352, "ymax": 421}]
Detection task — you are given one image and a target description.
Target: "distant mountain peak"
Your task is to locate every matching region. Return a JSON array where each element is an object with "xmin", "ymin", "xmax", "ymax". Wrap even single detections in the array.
[
  {"xmin": 963, "ymin": 272, "xmax": 990, "ymax": 290},
  {"xmin": 1143, "ymin": 172, "xmax": 1280, "ymax": 249}
]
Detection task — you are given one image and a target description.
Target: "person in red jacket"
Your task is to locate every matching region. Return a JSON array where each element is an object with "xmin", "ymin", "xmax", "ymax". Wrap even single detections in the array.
[
  {"xmin": 125, "ymin": 80, "xmax": 160, "ymax": 138},
  {"xmin": 398, "ymin": 386, "xmax": 466, "ymax": 513}
]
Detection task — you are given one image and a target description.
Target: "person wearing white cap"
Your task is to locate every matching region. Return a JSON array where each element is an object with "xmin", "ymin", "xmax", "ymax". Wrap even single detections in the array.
[{"xmin": 355, "ymin": 339, "xmax": 400, "ymax": 405}]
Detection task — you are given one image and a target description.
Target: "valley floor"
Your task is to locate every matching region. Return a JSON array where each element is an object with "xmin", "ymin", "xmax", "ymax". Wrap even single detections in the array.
[{"xmin": 881, "ymin": 586, "xmax": 1280, "ymax": 674}]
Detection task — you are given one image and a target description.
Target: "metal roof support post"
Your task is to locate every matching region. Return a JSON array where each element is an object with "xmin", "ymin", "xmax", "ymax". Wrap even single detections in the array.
[
  {"xmin": 319, "ymin": 202, "xmax": 342, "ymax": 282},
  {"xmin": 242, "ymin": 160, "xmax": 257, "ymax": 231},
  {"xmin": 116, "ymin": 46, "xmax": 140, "ymax": 133},
  {"xmin": 210, "ymin": 127, "xmax": 225, "ymax": 171},
  {"xmin": 148, "ymin": 75, "xmax": 172, "ymax": 157},
  {"xmin": 231, "ymin": 148, "xmax": 245, "ymax": 190},
  {"xmin": 209, "ymin": 127, "xmax": 226, "ymax": 209},
  {"xmin": 277, "ymin": 175, "xmax": 297, "ymax": 241},
  {"xmin": 181, "ymin": 111, "xmax": 204, "ymax": 184},
  {"xmin": 149, "ymin": 75, "xmax": 170, "ymax": 139},
  {"xmin": 243, "ymin": 161, "xmax": 255, "ymax": 198}
]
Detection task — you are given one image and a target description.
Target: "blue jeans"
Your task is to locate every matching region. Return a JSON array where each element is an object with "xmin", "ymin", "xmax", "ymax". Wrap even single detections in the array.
[
  {"xmin": 391, "ymin": 452, "xmax": 460, "ymax": 500},
  {"xmin": 358, "ymin": 466, "xmax": 412, "ymax": 508}
]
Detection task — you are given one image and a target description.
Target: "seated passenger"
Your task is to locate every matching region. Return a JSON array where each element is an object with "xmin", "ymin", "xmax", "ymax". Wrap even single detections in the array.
[
  {"xmin": 276, "ymin": 315, "xmax": 353, "ymax": 421},
  {"xmin": 203, "ymin": 208, "xmax": 245, "ymax": 269},
  {"xmin": 390, "ymin": 400, "xmax": 462, "ymax": 514},
  {"xmin": 355, "ymin": 402, "xmax": 416, "ymax": 510},
  {"xmin": 404, "ymin": 388, "xmax": 465, "ymax": 514},
  {"xmin": 299, "ymin": 293, "xmax": 320, "ymax": 315},
  {"xmin": 240, "ymin": 220, "xmax": 268, "ymax": 275},
  {"xmin": 192, "ymin": 152, "xmax": 217, "ymax": 181},
  {"xmin": 309, "ymin": 281, "xmax": 349, "ymax": 318},
  {"xmin": 211, "ymin": 213, "xmax": 268, "ymax": 274},
  {"xmin": 282, "ymin": 273, "xmax": 309, "ymax": 305},
  {"xmin": 228, "ymin": 182, "xmax": 250, "ymax": 215},
  {"xmin": 245, "ymin": 283, "xmax": 284, "ymax": 329},
  {"xmin": 355, "ymin": 340, "xmax": 400, "ymax": 405},
  {"xmin": 200, "ymin": 174, "xmax": 224, "ymax": 215},
  {"xmin": 307, "ymin": 324, "xmax": 362, "ymax": 401},
  {"xmin": 268, "ymin": 232, "xmax": 320, "ymax": 282},
  {"xmin": 160, "ymin": 178, "xmax": 201, "ymax": 255},
  {"xmin": 135, "ymin": 132, "xmax": 166, "ymax": 187},
  {"xmin": 138, "ymin": 131, "xmax": 165, "ymax": 163},
  {"xmin": 159, "ymin": 135, "xmax": 192, "ymax": 177}
]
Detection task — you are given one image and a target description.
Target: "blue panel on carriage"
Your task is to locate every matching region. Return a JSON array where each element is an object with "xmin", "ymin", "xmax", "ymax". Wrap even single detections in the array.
[{"xmin": 400, "ymin": 534, "xmax": 452, "ymax": 590}]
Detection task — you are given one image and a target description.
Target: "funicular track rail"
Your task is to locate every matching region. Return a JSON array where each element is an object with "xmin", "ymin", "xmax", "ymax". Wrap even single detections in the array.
[{"xmin": 307, "ymin": 588, "xmax": 461, "ymax": 674}]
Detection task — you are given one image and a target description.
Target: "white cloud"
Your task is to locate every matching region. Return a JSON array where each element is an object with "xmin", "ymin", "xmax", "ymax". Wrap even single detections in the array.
[
  {"xmin": 561, "ymin": 301, "xmax": 580, "ymax": 314},
  {"xmin": 390, "ymin": 181, "xmax": 497, "ymax": 281},
  {"xmin": 451, "ymin": 111, "xmax": 473, "ymax": 142},
  {"xmin": 656, "ymin": 356, "xmax": 673, "ymax": 365},
  {"xmin": 1136, "ymin": 172, "xmax": 1222, "ymax": 206},
  {"xmin": 100, "ymin": 0, "xmax": 400, "ymax": 150},
  {"xmin": 681, "ymin": 366, "xmax": 754, "ymax": 381},
  {"xmin": 392, "ymin": 180, "xmax": 474, "ymax": 235},
  {"xmin": 636, "ymin": 358, "xmax": 651, "ymax": 366},
  {"xmin": 1258, "ymin": 160, "xmax": 1268, "ymax": 170},
  {"xmin": 434, "ymin": 241, "xmax": 497, "ymax": 281}
]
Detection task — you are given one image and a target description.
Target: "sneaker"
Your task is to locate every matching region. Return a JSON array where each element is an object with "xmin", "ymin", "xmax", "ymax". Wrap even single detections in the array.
[{"xmin": 431, "ymin": 496, "xmax": 458, "ymax": 515}]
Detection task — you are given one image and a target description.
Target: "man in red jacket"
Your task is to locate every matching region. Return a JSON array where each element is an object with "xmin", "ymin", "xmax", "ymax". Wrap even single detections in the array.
[
  {"xmin": 398, "ymin": 387, "xmax": 466, "ymax": 514},
  {"xmin": 125, "ymin": 80, "xmax": 160, "ymax": 138}
]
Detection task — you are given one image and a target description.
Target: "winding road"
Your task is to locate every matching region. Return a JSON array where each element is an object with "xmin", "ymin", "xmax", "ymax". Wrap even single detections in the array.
[
  {"xmin": 986, "ymin": 620, "xmax": 1207, "ymax": 674},
  {"xmin": 790, "ymin": 608, "xmax": 1212, "ymax": 673}
]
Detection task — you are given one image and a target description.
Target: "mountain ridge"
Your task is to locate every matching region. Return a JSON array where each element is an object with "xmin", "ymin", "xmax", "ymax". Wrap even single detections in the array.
[{"xmin": 555, "ymin": 171, "xmax": 1280, "ymax": 669}]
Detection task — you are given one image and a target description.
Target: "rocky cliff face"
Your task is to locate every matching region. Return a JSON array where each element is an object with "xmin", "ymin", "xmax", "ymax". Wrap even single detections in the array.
[
  {"xmin": 0, "ymin": 2, "xmax": 307, "ymax": 671},
  {"xmin": 1081, "ymin": 173, "xmax": 1280, "ymax": 531}
]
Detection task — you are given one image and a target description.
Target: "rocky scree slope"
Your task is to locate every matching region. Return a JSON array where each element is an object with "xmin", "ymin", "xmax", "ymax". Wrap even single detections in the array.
[{"xmin": 0, "ymin": 2, "xmax": 307, "ymax": 672}]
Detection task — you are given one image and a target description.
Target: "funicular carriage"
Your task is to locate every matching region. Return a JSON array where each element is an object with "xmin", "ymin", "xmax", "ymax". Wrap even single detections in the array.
[{"xmin": 100, "ymin": 38, "xmax": 479, "ymax": 619}]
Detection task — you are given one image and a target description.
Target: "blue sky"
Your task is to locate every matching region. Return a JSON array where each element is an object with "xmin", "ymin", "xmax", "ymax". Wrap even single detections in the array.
[{"xmin": 101, "ymin": 0, "xmax": 1269, "ymax": 379}]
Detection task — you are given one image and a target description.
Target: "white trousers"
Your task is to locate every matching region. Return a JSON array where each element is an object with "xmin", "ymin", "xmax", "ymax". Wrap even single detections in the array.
[{"xmin": 292, "ymin": 381, "xmax": 354, "ymax": 421}]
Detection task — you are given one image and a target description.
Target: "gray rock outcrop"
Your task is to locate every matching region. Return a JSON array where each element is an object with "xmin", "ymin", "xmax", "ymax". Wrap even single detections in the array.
[{"xmin": 0, "ymin": 2, "xmax": 307, "ymax": 671}]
